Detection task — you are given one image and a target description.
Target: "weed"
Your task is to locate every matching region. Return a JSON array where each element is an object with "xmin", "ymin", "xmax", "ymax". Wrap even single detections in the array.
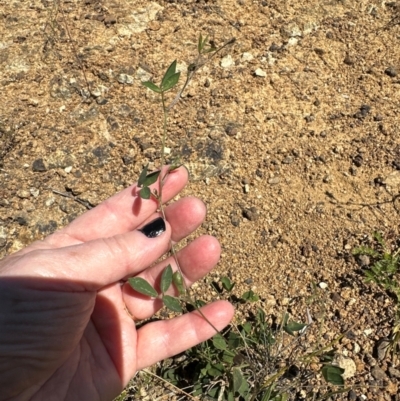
[
  {"xmin": 153, "ymin": 277, "xmax": 347, "ymax": 401},
  {"xmin": 353, "ymin": 232, "xmax": 400, "ymax": 355},
  {"xmin": 129, "ymin": 35, "xmax": 235, "ymax": 326}
]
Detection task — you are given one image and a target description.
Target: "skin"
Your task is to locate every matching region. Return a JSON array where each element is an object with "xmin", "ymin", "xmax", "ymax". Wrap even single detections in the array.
[{"xmin": 0, "ymin": 167, "xmax": 234, "ymax": 401}]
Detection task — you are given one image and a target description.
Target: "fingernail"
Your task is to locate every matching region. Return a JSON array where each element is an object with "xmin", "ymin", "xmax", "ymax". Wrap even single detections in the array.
[{"xmin": 139, "ymin": 217, "xmax": 166, "ymax": 238}]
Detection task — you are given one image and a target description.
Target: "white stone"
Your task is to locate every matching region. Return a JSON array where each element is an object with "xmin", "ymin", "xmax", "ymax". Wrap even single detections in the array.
[
  {"xmin": 220, "ymin": 55, "xmax": 235, "ymax": 68},
  {"xmin": 136, "ymin": 67, "xmax": 152, "ymax": 82},
  {"xmin": 255, "ymin": 68, "xmax": 267, "ymax": 77},
  {"xmin": 241, "ymin": 52, "xmax": 254, "ymax": 61},
  {"xmin": 64, "ymin": 166, "xmax": 73, "ymax": 173},
  {"xmin": 318, "ymin": 282, "xmax": 328, "ymax": 289},
  {"xmin": 334, "ymin": 355, "xmax": 356, "ymax": 379}
]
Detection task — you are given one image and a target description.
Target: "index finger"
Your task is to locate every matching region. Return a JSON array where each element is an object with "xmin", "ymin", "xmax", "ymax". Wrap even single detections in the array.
[{"xmin": 47, "ymin": 166, "xmax": 188, "ymax": 246}]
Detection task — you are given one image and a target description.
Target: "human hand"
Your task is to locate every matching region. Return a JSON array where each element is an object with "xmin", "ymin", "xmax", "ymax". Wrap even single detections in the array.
[{"xmin": 0, "ymin": 166, "xmax": 234, "ymax": 401}]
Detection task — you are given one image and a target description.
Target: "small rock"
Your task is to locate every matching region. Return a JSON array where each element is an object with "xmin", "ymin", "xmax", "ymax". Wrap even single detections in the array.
[
  {"xmin": 244, "ymin": 278, "xmax": 253, "ymax": 284},
  {"xmin": 319, "ymin": 282, "xmax": 328, "ymax": 289},
  {"xmin": 30, "ymin": 188, "xmax": 40, "ymax": 197},
  {"xmin": 241, "ymin": 52, "xmax": 254, "ymax": 61},
  {"xmin": 388, "ymin": 367, "xmax": 400, "ymax": 379},
  {"xmin": 269, "ymin": 42, "xmax": 281, "ymax": 52},
  {"xmin": 350, "ymin": 166, "xmax": 358, "ymax": 176},
  {"xmin": 254, "ymin": 68, "xmax": 267, "ymax": 77},
  {"xmin": 348, "ymin": 390, "xmax": 357, "ymax": 401},
  {"xmin": 117, "ymin": 73, "xmax": 134, "ymax": 84},
  {"xmin": 335, "ymin": 355, "xmax": 357, "ymax": 379},
  {"xmin": 220, "ymin": 55, "xmax": 235, "ymax": 68},
  {"xmin": 353, "ymin": 154, "xmax": 363, "ymax": 167},
  {"xmin": 282, "ymin": 156, "xmax": 293, "ymax": 164},
  {"xmin": 32, "ymin": 158, "xmax": 47, "ymax": 172},
  {"xmin": 305, "ymin": 114, "xmax": 315, "ymax": 123},
  {"xmin": 17, "ymin": 189, "xmax": 30, "ymax": 199},
  {"xmin": 230, "ymin": 215, "xmax": 240, "ymax": 227},
  {"xmin": 243, "ymin": 184, "xmax": 250, "ymax": 193},
  {"xmin": 385, "ymin": 66, "xmax": 397, "ymax": 77},
  {"xmin": 357, "ymin": 254, "xmax": 370, "ymax": 267},
  {"xmin": 96, "ymin": 97, "xmax": 108, "ymax": 105},
  {"xmin": 344, "ymin": 54, "xmax": 355, "ymax": 65},
  {"xmin": 353, "ymin": 343, "xmax": 361, "ymax": 354},
  {"xmin": 371, "ymin": 365, "xmax": 387, "ymax": 381},
  {"xmin": 104, "ymin": 14, "xmax": 117, "ymax": 25},
  {"xmin": 242, "ymin": 207, "xmax": 258, "ymax": 221},
  {"xmin": 331, "ymin": 292, "xmax": 342, "ymax": 303},
  {"xmin": 268, "ymin": 176, "xmax": 280, "ymax": 185}
]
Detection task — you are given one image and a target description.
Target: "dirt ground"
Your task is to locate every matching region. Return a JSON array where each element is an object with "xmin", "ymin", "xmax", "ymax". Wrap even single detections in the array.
[{"xmin": 1, "ymin": 0, "xmax": 400, "ymax": 399}]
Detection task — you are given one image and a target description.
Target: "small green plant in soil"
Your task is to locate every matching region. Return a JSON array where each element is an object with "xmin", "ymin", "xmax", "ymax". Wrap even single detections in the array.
[
  {"xmin": 156, "ymin": 277, "xmax": 347, "ymax": 401},
  {"xmin": 353, "ymin": 232, "xmax": 400, "ymax": 354}
]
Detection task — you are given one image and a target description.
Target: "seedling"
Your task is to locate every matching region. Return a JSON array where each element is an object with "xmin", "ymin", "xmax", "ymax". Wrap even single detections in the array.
[{"xmin": 129, "ymin": 35, "xmax": 235, "ymax": 326}]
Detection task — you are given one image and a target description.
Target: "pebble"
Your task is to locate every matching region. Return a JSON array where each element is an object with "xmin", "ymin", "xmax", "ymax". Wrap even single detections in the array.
[
  {"xmin": 344, "ymin": 54, "xmax": 355, "ymax": 65},
  {"xmin": 371, "ymin": 365, "xmax": 387, "ymax": 381},
  {"xmin": 32, "ymin": 158, "xmax": 47, "ymax": 172},
  {"xmin": 220, "ymin": 55, "xmax": 235, "ymax": 68},
  {"xmin": 331, "ymin": 292, "xmax": 342, "ymax": 303},
  {"xmin": 254, "ymin": 68, "xmax": 267, "ymax": 77},
  {"xmin": 268, "ymin": 176, "xmax": 280, "ymax": 185},
  {"xmin": 17, "ymin": 189, "xmax": 30, "ymax": 199},
  {"xmin": 282, "ymin": 156, "xmax": 293, "ymax": 164},
  {"xmin": 29, "ymin": 188, "xmax": 40, "ymax": 197},
  {"xmin": 243, "ymin": 183, "xmax": 250, "ymax": 193},
  {"xmin": 241, "ymin": 52, "xmax": 254, "ymax": 61},
  {"xmin": 384, "ymin": 66, "xmax": 397, "ymax": 77},
  {"xmin": 117, "ymin": 73, "xmax": 134, "ymax": 84},
  {"xmin": 319, "ymin": 282, "xmax": 328, "ymax": 289},
  {"xmin": 230, "ymin": 215, "xmax": 240, "ymax": 227},
  {"xmin": 242, "ymin": 207, "xmax": 258, "ymax": 221},
  {"xmin": 357, "ymin": 254, "xmax": 370, "ymax": 267},
  {"xmin": 388, "ymin": 367, "xmax": 400, "ymax": 379},
  {"xmin": 335, "ymin": 355, "xmax": 357, "ymax": 379}
]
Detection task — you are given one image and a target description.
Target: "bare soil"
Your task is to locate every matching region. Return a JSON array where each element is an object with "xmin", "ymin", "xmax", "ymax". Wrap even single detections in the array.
[{"xmin": 1, "ymin": 0, "xmax": 400, "ymax": 400}]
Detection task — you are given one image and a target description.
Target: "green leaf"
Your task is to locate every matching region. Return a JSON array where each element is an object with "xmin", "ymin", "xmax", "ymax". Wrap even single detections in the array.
[
  {"xmin": 241, "ymin": 290, "xmax": 259, "ymax": 302},
  {"xmin": 160, "ymin": 264, "xmax": 173, "ymax": 294},
  {"xmin": 207, "ymin": 363, "xmax": 224, "ymax": 376},
  {"xmin": 128, "ymin": 277, "xmax": 158, "ymax": 298},
  {"xmin": 161, "ymin": 60, "xmax": 178, "ymax": 89},
  {"xmin": 284, "ymin": 321, "xmax": 308, "ymax": 336},
  {"xmin": 232, "ymin": 368, "xmax": 249, "ymax": 397},
  {"xmin": 212, "ymin": 333, "xmax": 227, "ymax": 350},
  {"xmin": 232, "ymin": 367, "xmax": 244, "ymax": 393},
  {"xmin": 198, "ymin": 33, "xmax": 203, "ymax": 53},
  {"xmin": 321, "ymin": 365, "xmax": 345, "ymax": 386},
  {"xmin": 139, "ymin": 186, "xmax": 151, "ymax": 199},
  {"xmin": 141, "ymin": 170, "xmax": 161, "ymax": 187},
  {"xmin": 161, "ymin": 72, "xmax": 180, "ymax": 92},
  {"xmin": 142, "ymin": 81, "xmax": 161, "ymax": 93},
  {"xmin": 221, "ymin": 276, "xmax": 235, "ymax": 292},
  {"xmin": 138, "ymin": 165, "xmax": 149, "ymax": 186},
  {"xmin": 162, "ymin": 295, "xmax": 182, "ymax": 312},
  {"xmin": 172, "ymin": 271, "xmax": 186, "ymax": 296}
]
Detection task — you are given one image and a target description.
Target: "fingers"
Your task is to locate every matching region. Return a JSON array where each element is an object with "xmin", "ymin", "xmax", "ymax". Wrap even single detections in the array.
[
  {"xmin": 45, "ymin": 166, "xmax": 189, "ymax": 247},
  {"xmin": 122, "ymin": 235, "xmax": 221, "ymax": 320},
  {"xmin": 3, "ymin": 220, "xmax": 172, "ymax": 290},
  {"xmin": 136, "ymin": 301, "xmax": 234, "ymax": 370}
]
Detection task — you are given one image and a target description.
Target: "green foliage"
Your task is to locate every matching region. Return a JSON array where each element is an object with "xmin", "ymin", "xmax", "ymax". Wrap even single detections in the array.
[
  {"xmin": 321, "ymin": 365, "xmax": 345, "ymax": 386},
  {"xmin": 129, "ymin": 265, "xmax": 183, "ymax": 313},
  {"xmin": 353, "ymin": 232, "xmax": 400, "ymax": 353},
  {"xmin": 353, "ymin": 232, "xmax": 400, "ymax": 300},
  {"xmin": 156, "ymin": 277, "xmax": 345, "ymax": 400}
]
